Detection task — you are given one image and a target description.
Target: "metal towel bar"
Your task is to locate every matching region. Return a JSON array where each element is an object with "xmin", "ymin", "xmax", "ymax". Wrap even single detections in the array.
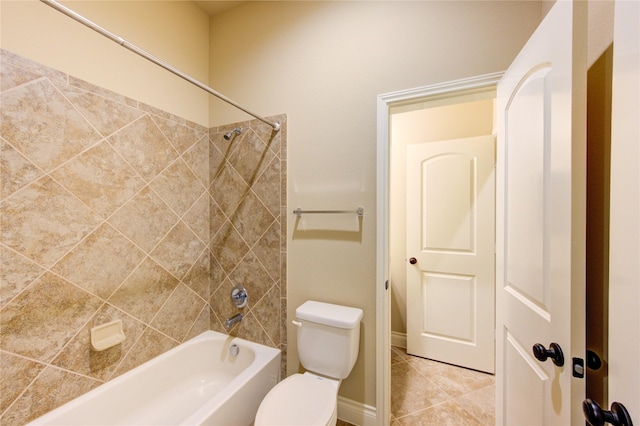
[{"xmin": 293, "ymin": 207, "xmax": 364, "ymax": 217}]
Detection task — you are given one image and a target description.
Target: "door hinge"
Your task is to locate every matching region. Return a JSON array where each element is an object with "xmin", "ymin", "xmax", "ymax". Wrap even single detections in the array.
[{"xmin": 385, "ymin": 280, "xmax": 389, "ymax": 290}]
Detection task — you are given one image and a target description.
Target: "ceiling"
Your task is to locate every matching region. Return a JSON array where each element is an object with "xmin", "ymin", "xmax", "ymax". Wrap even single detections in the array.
[{"xmin": 193, "ymin": 1, "xmax": 244, "ymax": 16}]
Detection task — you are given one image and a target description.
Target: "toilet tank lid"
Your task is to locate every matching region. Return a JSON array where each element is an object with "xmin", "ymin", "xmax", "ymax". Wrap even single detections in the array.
[{"xmin": 296, "ymin": 301, "xmax": 363, "ymax": 329}]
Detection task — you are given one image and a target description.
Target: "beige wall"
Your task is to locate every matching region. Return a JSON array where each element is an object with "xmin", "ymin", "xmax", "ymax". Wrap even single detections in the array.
[
  {"xmin": 0, "ymin": 0, "xmax": 210, "ymax": 126},
  {"xmin": 389, "ymin": 97, "xmax": 496, "ymax": 335},
  {"xmin": 208, "ymin": 1, "xmax": 543, "ymax": 407}
]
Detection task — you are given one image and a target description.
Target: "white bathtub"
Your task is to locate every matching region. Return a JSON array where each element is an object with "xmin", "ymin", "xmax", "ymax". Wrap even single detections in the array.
[{"xmin": 29, "ymin": 331, "xmax": 281, "ymax": 425}]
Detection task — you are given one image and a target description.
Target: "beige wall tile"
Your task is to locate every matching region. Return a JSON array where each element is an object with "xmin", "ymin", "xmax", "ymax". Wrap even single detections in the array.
[
  {"xmin": 182, "ymin": 135, "xmax": 210, "ymax": 187},
  {"xmin": 1, "ymin": 366, "xmax": 100, "ymax": 425},
  {"xmin": 51, "ymin": 304, "xmax": 146, "ymax": 381},
  {"xmin": 230, "ymin": 191, "xmax": 276, "ymax": 247},
  {"xmin": 183, "ymin": 249, "xmax": 211, "ymax": 301},
  {"xmin": 151, "ymin": 283, "xmax": 206, "ymax": 341},
  {"xmin": 1, "ymin": 176, "xmax": 103, "ymax": 267},
  {"xmin": 209, "ymin": 197, "xmax": 227, "ymax": 237},
  {"xmin": 0, "ymin": 79, "xmax": 100, "ymax": 171},
  {"xmin": 108, "ymin": 115, "xmax": 178, "ymax": 181},
  {"xmin": 150, "ymin": 222, "xmax": 206, "ymax": 280},
  {"xmin": 0, "ymin": 246, "xmax": 44, "ymax": 309},
  {"xmin": 253, "ymin": 221, "xmax": 282, "ymax": 282},
  {"xmin": 152, "ymin": 116, "xmax": 206, "ymax": 155},
  {"xmin": 228, "ymin": 130, "xmax": 276, "ymax": 184},
  {"xmin": 53, "ymin": 81, "xmax": 145, "ymax": 138},
  {"xmin": 0, "ymin": 51, "xmax": 285, "ymax": 423},
  {"xmin": 252, "ymin": 284, "xmax": 281, "ymax": 347},
  {"xmin": 110, "ymin": 327, "xmax": 177, "ymax": 379},
  {"xmin": 108, "ymin": 186, "xmax": 178, "ymax": 253},
  {"xmin": 252, "ymin": 156, "xmax": 281, "ymax": 217},
  {"xmin": 107, "ymin": 257, "xmax": 179, "ymax": 324},
  {"xmin": 210, "ymin": 221, "xmax": 250, "ymax": 273},
  {"xmin": 0, "ymin": 137, "xmax": 43, "ymax": 200},
  {"xmin": 0, "ymin": 273, "xmax": 103, "ymax": 363},
  {"xmin": 0, "ymin": 61, "xmax": 42, "ymax": 92},
  {"xmin": 210, "ymin": 163, "xmax": 249, "ymax": 214},
  {"xmin": 149, "ymin": 158, "xmax": 205, "ymax": 216},
  {"xmin": 52, "ymin": 223, "xmax": 145, "ymax": 300},
  {"xmin": 228, "ymin": 252, "xmax": 275, "ymax": 308},
  {"xmin": 0, "ymin": 352, "xmax": 45, "ymax": 413},
  {"xmin": 51, "ymin": 142, "xmax": 146, "ymax": 218},
  {"xmin": 184, "ymin": 306, "xmax": 212, "ymax": 341},
  {"xmin": 183, "ymin": 192, "xmax": 211, "ymax": 243},
  {"xmin": 227, "ymin": 311, "xmax": 272, "ymax": 347}
]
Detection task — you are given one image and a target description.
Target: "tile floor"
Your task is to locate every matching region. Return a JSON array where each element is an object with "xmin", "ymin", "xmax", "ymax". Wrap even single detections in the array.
[
  {"xmin": 337, "ymin": 346, "xmax": 495, "ymax": 426},
  {"xmin": 390, "ymin": 346, "xmax": 495, "ymax": 425}
]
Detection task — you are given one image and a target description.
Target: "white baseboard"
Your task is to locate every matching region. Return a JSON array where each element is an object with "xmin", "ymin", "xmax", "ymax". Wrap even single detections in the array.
[
  {"xmin": 337, "ymin": 396, "xmax": 377, "ymax": 426},
  {"xmin": 391, "ymin": 331, "xmax": 406, "ymax": 348}
]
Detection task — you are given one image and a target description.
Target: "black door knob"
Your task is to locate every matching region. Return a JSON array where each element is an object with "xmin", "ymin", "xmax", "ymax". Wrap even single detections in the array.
[
  {"xmin": 409, "ymin": 257, "xmax": 417, "ymax": 264},
  {"xmin": 583, "ymin": 398, "xmax": 633, "ymax": 426},
  {"xmin": 587, "ymin": 349, "xmax": 603, "ymax": 370},
  {"xmin": 532, "ymin": 342, "xmax": 565, "ymax": 367}
]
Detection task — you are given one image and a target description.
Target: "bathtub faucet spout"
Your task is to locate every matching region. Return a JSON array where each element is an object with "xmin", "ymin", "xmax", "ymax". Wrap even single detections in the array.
[{"xmin": 224, "ymin": 313, "xmax": 243, "ymax": 330}]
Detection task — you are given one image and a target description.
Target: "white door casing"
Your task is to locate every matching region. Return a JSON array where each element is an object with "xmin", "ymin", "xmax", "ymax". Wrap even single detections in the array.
[
  {"xmin": 377, "ymin": 73, "xmax": 503, "ymax": 426},
  {"xmin": 406, "ymin": 135, "xmax": 495, "ymax": 373},
  {"xmin": 608, "ymin": 0, "xmax": 639, "ymax": 420},
  {"xmin": 495, "ymin": 1, "xmax": 587, "ymax": 425}
]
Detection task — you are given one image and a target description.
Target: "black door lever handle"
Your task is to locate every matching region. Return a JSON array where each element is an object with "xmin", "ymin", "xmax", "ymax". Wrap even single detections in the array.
[{"xmin": 583, "ymin": 399, "xmax": 633, "ymax": 426}]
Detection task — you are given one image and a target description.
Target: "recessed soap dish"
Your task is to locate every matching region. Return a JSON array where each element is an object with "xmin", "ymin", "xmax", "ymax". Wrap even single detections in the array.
[{"xmin": 90, "ymin": 319, "xmax": 125, "ymax": 351}]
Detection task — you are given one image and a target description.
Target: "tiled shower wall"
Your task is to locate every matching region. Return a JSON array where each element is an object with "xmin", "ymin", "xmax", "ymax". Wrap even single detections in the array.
[{"xmin": 0, "ymin": 49, "xmax": 286, "ymax": 424}]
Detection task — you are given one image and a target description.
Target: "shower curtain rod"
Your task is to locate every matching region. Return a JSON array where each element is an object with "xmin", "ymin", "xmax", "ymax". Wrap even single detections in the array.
[{"xmin": 40, "ymin": 0, "xmax": 281, "ymax": 132}]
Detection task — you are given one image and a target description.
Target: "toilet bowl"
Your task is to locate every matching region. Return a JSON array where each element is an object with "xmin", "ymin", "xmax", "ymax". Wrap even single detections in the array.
[
  {"xmin": 254, "ymin": 373, "xmax": 338, "ymax": 426},
  {"xmin": 254, "ymin": 301, "xmax": 363, "ymax": 426}
]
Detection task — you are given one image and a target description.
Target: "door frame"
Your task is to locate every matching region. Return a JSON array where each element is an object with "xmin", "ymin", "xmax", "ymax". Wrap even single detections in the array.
[{"xmin": 376, "ymin": 72, "xmax": 503, "ymax": 425}]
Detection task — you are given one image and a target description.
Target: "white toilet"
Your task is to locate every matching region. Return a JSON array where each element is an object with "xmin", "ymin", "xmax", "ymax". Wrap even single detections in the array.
[{"xmin": 255, "ymin": 300, "xmax": 363, "ymax": 426}]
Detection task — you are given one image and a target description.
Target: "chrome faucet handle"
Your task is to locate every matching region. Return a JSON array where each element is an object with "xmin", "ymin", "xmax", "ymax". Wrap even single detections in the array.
[{"xmin": 230, "ymin": 285, "xmax": 248, "ymax": 308}]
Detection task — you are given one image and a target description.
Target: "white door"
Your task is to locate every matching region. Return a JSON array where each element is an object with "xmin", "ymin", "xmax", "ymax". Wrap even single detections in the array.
[
  {"xmin": 406, "ymin": 135, "xmax": 495, "ymax": 374},
  {"xmin": 606, "ymin": 0, "xmax": 639, "ymax": 422},
  {"xmin": 495, "ymin": 1, "xmax": 587, "ymax": 424}
]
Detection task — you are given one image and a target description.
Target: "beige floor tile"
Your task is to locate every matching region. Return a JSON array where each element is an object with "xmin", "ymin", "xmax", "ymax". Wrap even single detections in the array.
[
  {"xmin": 408, "ymin": 355, "xmax": 495, "ymax": 397},
  {"xmin": 396, "ymin": 400, "xmax": 483, "ymax": 426},
  {"xmin": 391, "ymin": 346, "xmax": 495, "ymax": 425},
  {"xmin": 456, "ymin": 384, "xmax": 496, "ymax": 424},
  {"xmin": 391, "ymin": 345, "xmax": 412, "ymax": 364},
  {"xmin": 391, "ymin": 361, "xmax": 450, "ymax": 418}
]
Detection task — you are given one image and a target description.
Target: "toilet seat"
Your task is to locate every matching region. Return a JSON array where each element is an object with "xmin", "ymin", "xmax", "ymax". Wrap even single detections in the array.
[{"xmin": 255, "ymin": 373, "xmax": 338, "ymax": 426}]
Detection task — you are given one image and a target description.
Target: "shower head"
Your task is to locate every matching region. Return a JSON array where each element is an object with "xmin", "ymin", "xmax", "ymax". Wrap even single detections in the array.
[{"xmin": 223, "ymin": 127, "xmax": 242, "ymax": 140}]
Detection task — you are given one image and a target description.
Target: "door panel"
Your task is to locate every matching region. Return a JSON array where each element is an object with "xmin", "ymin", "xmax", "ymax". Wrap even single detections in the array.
[
  {"xmin": 496, "ymin": 1, "xmax": 586, "ymax": 424},
  {"xmin": 505, "ymin": 67, "xmax": 549, "ymax": 310},
  {"xmin": 422, "ymin": 153, "xmax": 475, "ymax": 252},
  {"xmin": 505, "ymin": 331, "xmax": 547, "ymax": 425},
  {"xmin": 421, "ymin": 272, "xmax": 474, "ymax": 343},
  {"xmin": 407, "ymin": 135, "xmax": 495, "ymax": 374}
]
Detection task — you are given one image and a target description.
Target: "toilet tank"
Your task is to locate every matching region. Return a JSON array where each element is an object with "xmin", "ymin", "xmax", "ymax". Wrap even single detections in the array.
[{"xmin": 295, "ymin": 301, "xmax": 363, "ymax": 380}]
